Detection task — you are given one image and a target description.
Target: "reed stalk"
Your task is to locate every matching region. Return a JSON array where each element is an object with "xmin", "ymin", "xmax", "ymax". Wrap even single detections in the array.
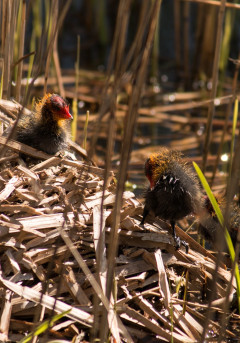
[
  {"xmin": 210, "ymin": 57, "xmax": 240, "ymax": 186},
  {"xmin": 202, "ymin": 0, "xmax": 226, "ymax": 173},
  {"xmin": 15, "ymin": 0, "xmax": 26, "ymax": 101},
  {"xmin": 43, "ymin": 0, "xmax": 59, "ymax": 94},
  {"xmin": 183, "ymin": 1, "xmax": 190, "ymax": 88},
  {"xmin": 228, "ymin": 99, "xmax": 239, "ymax": 180},
  {"xmin": 151, "ymin": 2, "xmax": 160, "ymax": 78},
  {"xmin": 53, "ymin": 38, "xmax": 65, "ymax": 98},
  {"xmin": 83, "ymin": 111, "xmax": 89, "ymax": 150},
  {"xmin": 72, "ymin": 35, "xmax": 80, "ymax": 142},
  {"xmin": 174, "ymin": 0, "xmax": 181, "ymax": 70},
  {"xmin": 100, "ymin": 2, "xmax": 162, "ymax": 341}
]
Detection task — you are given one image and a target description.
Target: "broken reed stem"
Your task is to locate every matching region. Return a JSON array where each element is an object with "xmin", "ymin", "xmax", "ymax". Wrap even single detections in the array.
[{"xmin": 202, "ymin": 0, "xmax": 226, "ymax": 173}]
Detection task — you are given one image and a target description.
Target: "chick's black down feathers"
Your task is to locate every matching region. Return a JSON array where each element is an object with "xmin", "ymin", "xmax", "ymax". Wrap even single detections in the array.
[
  {"xmin": 16, "ymin": 93, "xmax": 72, "ymax": 155},
  {"xmin": 141, "ymin": 148, "xmax": 203, "ymax": 251},
  {"xmin": 142, "ymin": 149, "xmax": 202, "ymax": 222},
  {"xmin": 144, "ymin": 163, "xmax": 201, "ymax": 222},
  {"xmin": 198, "ymin": 195, "xmax": 240, "ymax": 249}
]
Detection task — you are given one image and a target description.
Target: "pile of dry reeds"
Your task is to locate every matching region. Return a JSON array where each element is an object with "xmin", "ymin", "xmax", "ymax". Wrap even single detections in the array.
[{"xmin": 0, "ymin": 99, "xmax": 238, "ymax": 343}]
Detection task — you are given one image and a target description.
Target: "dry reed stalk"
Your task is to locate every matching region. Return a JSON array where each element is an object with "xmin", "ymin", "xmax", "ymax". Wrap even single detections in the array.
[
  {"xmin": 183, "ymin": 0, "xmax": 240, "ymax": 10},
  {"xmin": 183, "ymin": 1, "xmax": 190, "ymax": 88},
  {"xmin": 95, "ymin": 0, "xmax": 133, "ymax": 339},
  {"xmin": 43, "ymin": 0, "xmax": 59, "ymax": 94},
  {"xmin": 210, "ymin": 55, "xmax": 240, "ymax": 186},
  {"xmin": 100, "ymin": 1, "xmax": 162, "ymax": 342},
  {"xmin": 218, "ymin": 233, "xmax": 240, "ymax": 342},
  {"xmin": 60, "ymin": 226, "xmax": 133, "ymax": 343},
  {"xmin": 202, "ymin": 0, "xmax": 226, "ymax": 173},
  {"xmin": 0, "ymin": 136, "xmax": 236, "ymax": 341},
  {"xmin": 174, "ymin": 0, "xmax": 181, "ymax": 69},
  {"xmin": 0, "ymin": 0, "xmax": 71, "ymax": 161},
  {"xmin": 192, "ymin": 2, "xmax": 210, "ymax": 80},
  {"xmin": 15, "ymin": 0, "xmax": 26, "ymax": 101},
  {"xmin": 2, "ymin": 0, "xmax": 18, "ymax": 99},
  {"xmin": 53, "ymin": 37, "xmax": 65, "ymax": 98}
]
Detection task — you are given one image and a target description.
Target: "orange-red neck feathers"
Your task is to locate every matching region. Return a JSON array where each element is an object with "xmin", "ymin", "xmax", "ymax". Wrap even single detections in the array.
[{"xmin": 144, "ymin": 149, "xmax": 182, "ymax": 189}]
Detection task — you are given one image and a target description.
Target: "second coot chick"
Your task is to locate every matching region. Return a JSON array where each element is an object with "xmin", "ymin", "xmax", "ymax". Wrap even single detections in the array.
[
  {"xmin": 16, "ymin": 93, "xmax": 72, "ymax": 155},
  {"xmin": 141, "ymin": 148, "xmax": 203, "ymax": 251},
  {"xmin": 198, "ymin": 195, "xmax": 240, "ymax": 249}
]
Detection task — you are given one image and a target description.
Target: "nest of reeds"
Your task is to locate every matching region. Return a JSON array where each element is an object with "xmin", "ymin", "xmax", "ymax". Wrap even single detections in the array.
[{"xmin": 0, "ymin": 99, "xmax": 238, "ymax": 343}]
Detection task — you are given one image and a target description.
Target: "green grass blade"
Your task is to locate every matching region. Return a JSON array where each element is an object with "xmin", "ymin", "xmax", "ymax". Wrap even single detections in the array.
[
  {"xmin": 193, "ymin": 161, "xmax": 240, "ymax": 312},
  {"xmin": 19, "ymin": 310, "xmax": 71, "ymax": 343}
]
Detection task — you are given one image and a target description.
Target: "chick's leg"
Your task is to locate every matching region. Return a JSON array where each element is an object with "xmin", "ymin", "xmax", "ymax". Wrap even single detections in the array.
[
  {"xmin": 140, "ymin": 206, "xmax": 149, "ymax": 228},
  {"xmin": 170, "ymin": 220, "xmax": 189, "ymax": 253}
]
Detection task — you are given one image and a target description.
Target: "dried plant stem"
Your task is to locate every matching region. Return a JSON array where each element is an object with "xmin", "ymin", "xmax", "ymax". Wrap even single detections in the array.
[
  {"xmin": 200, "ymin": 1, "xmax": 227, "ymax": 341},
  {"xmin": 218, "ymin": 233, "xmax": 240, "ymax": 342},
  {"xmin": 83, "ymin": 110, "xmax": 89, "ymax": 150},
  {"xmin": 43, "ymin": 1, "xmax": 59, "ymax": 94},
  {"xmin": 53, "ymin": 38, "xmax": 65, "ymax": 98},
  {"xmin": 15, "ymin": 0, "xmax": 26, "ymax": 101},
  {"xmin": 210, "ymin": 55, "xmax": 240, "ymax": 186},
  {"xmin": 96, "ymin": 1, "xmax": 132, "ymax": 340},
  {"xmin": 60, "ymin": 226, "xmax": 133, "ymax": 343},
  {"xmin": 183, "ymin": 0, "xmax": 240, "ymax": 10},
  {"xmin": 183, "ymin": 1, "xmax": 190, "ymax": 88},
  {"xmin": 2, "ymin": 0, "xmax": 18, "ymax": 99},
  {"xmin": 100, "ymin": 1, "xmax": 162, "ymax": 341},
  {"xmin": 202, "ymin": 0, "xmax": 226, "ymax": 173},
  {"xmin": 174, "ymin": 0, "xmax": 181, "ymax": 70},
  {"xmin": 72, "ymin": 35, "xmax": 80, "ymax": 142}
]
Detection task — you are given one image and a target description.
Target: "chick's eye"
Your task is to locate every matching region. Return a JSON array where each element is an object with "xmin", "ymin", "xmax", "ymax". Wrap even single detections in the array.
[{"xmin": 52, "ymin": 102, "xmax": 62, "ymax": 111}]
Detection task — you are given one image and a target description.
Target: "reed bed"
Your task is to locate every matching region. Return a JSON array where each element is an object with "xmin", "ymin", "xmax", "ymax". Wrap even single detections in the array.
[
  {"xmin": 0, "ymin": 99, "xmax": 238, "ymax": 343},
  {"xmin": 0, "ymin": 0, "xmax": 240, "ymax": 342}
]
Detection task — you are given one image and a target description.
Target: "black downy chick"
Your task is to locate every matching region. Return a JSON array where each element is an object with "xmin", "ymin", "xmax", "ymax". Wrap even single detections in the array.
[
  {"xmin": 198, "ymin": 195, "xmax": 240, "ymax": 250},
  {"xmin": 16, "ymin": 93, "xmax": 72, "ymax": 155},
  {"xmin": 141, "ymin": 148, "xmax": 203, "ymax": 252}
]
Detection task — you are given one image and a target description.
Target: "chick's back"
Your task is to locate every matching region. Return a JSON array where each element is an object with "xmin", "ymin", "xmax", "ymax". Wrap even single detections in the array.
[
  {"xmin": 144, "ymin": 159, "xmax": 202, "ymax": 221},
  {"xmin": 16, "ymin": 114, "xmax": 69, "ymax": 155}
]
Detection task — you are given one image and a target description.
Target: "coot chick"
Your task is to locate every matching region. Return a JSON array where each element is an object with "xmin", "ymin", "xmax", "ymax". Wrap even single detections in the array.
[
  {"xmin": 141, "ymin": 148, "xmax": 203, "ymax": 252},
  {"xmin": 198, "ymin": 195, "xmax": 240, "ymax": 249},
  {"xmin": 16, "ymin": 93, "xmax": 72, "ymax": 155}
]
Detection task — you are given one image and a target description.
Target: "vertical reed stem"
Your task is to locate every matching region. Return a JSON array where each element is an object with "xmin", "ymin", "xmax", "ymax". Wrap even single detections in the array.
[
  {"xmin": 202, "ymin": 0, "xmax": 226, "ymax": 173},
  {"xmin": 15, "ymin": 0, "xmax": 26, "ymax": 101}
]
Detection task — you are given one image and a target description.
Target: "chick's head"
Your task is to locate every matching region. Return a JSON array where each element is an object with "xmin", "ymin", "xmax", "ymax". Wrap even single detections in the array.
[
  {"xmin": 144, "ymin": 148, "xmax": 181, "ymax": 189},
  {"xmin": 37, "ymin": 93, "xmax": 72, "ymax": 121}
]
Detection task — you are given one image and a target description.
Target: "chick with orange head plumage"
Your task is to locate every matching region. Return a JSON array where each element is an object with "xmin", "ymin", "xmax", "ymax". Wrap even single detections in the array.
[
  {"xmin": 16, "ymin": 93, "xmax": 72, "ymax": 155},
  {"xmin": 141, "ymin": 147, "xmax": 203, "ymax": 252}
]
